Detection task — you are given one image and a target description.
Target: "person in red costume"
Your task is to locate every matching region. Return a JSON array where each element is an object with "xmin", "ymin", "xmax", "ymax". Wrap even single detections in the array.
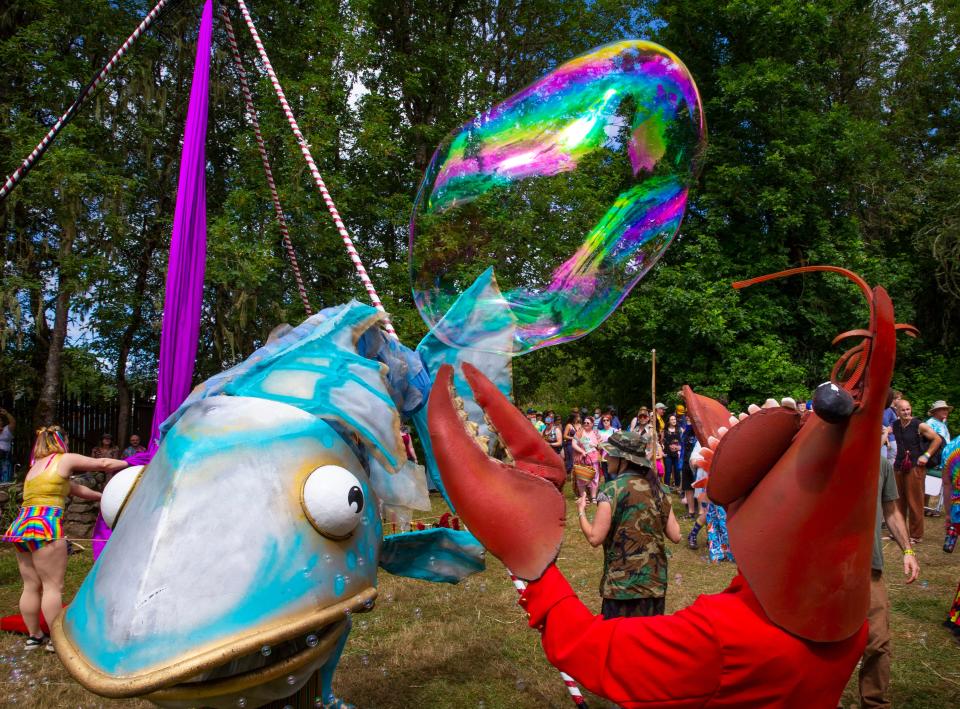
[{"xmin": 428, "ymin": 267, "xmax": 917, "ymax": 709}]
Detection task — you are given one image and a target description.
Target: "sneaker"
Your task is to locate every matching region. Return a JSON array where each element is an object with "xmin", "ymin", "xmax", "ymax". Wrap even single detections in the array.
[
  {"xmin": 944, "ymin": 534, "xmax": 957, "ymax": 553},
  {"xmin": 24, "ymin": 635, "xmax": 48, "ymax": 650}
]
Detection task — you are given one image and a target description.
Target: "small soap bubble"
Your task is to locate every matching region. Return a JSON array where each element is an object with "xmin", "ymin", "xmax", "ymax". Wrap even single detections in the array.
[
  {"xmin": 343, "ymin": 575, "xmax": 351, "ymax": 584},
  {"xmin": 306, "ymin": 634, "xmax": 320, "ymax": 648},
  {"xmin": 286, "ymin": 674, "xmax": 297, "ymax": 685},
  {"xmin": 363, "ymin": 599, "xmax": 375, "ymax": 610},
  {"xmin": 260, "ymin": 645, "xmax": 272, "ymax": 657},
  {"xmin": 361, "ymin": 654, "xmax": 369, "ymax": 667},
  {"xmin": 479, "ymin": 582, "xmax": 487, "ymax": 593},
  {"xmin": 478, "ymin": 700, "xmax": 486, "ymax": 709},
  {"xmin": 236, "ymin": 699, "xmax": 247, "ymax": 708},
  {"xmin": 515, "ymin": 678, "xmax": 526, "ymax": 691},
  {"xmin": 380, "ymin": 666, "xmax": 388, "ymax": 677},
  {"xmin": 674, "ymin": 573, "xmax": 683, "ymax": 586},
  {"xmin": 344, "ymin": 608, "xmax": 353, "ymax": 618},
  {"xmin": 359, "ymin": 620, "xmax": 368, "ymax": 630},
  {"xmin": 313, "ymin": 698, "xmax": 324, "ymax": 708},
  {"xmin": 324, "ymin": 553, "xmax": 333, "ymax": 563},
  {"xmin": 283, "ymin": 705, "xmax": 294, "ymax": 709},
  {"xmin": 920, "ymin": 580, "xmax": 929, "ymax": 589},
  {"xmin": 413, "ymin": 607, "xmax": 422, "ymax": 619},
  {"xmin": 357, "ymin": 556, "xmax": 366, "ymax": 566},
  {"xmin": 385, "ymin": 593, "xmax": 395, "ymax": 603}
]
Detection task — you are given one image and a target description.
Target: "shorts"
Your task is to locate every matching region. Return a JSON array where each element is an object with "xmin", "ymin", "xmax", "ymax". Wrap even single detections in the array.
[
  {"xmin": 681, "ymin": 459, "xmax": 695, "ymax": 491},
  {"xmin": 601, "ymin": 596, "xmax": 666, "ymax": 619},
  {"xmin": 3, "ymin": 506, "xmax": 64, "ymax": 552}
]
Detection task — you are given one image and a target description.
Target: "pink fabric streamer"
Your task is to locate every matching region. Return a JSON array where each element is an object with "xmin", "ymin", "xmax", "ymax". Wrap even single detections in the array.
[{"xmin": 94, "ymin": 0, "xmax": 213, "ymax": 559}]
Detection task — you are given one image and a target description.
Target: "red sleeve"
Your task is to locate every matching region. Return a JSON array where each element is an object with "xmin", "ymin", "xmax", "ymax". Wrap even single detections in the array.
[{"xmin": 520, "ymin": 565, "xmax": 722, "ymax": 707}]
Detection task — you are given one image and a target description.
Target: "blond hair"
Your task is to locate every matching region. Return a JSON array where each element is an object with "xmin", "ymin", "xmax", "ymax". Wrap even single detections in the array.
[{"xmin": 32, "ymin": 425, "xmax": 68, "ymax": 460}]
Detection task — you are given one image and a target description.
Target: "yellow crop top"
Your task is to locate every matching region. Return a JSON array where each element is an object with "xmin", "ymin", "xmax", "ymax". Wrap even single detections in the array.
[{"xmin": 23, "ymin": 455, "xmax": 71, "ymax": 508}]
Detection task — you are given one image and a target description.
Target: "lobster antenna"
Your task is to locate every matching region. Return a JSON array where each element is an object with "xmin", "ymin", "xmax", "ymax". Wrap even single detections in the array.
[{"xmin": 732, "ymin": 265, "xmax": 872, "ymax": 303}]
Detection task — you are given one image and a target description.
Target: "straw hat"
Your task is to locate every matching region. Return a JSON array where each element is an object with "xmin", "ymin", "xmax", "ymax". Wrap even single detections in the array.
[{"xmin": 928, "ymin": 400, "xmax": 953, "ymax": 415}]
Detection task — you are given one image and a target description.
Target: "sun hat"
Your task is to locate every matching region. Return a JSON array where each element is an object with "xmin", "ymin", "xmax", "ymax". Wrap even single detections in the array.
[
  {"xmin": 928, "ymin": 400, "xmax": 954, "ymax": 415},
  {"xmin": 600, "ymin": 431, "xmax": 653, "ymax": 468},
  {"xmin": 655, "ymin": 402, "xmax": 666, "ymax": 410},
  {"xmin": 676, "ymin": 404, "xmax": 686, "ymax": 414}
]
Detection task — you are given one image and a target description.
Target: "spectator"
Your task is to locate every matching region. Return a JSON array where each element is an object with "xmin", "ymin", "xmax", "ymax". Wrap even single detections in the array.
[
  {"xmin": 675, "ymin": 403, "xmax": 687, "ymax": 430},
  {"xmin": 562, "ymin": 412, "xmax": 581, "ymax": 483},
  {"xmin": 597, "ymin": 413, "xmax": 617, "ymax": 482},
  {"xmin": 121, "ymin": 434, "xmax": 146, "ymax": 459},
  {"xmin": 882, "ymin": 390, "xmax": 901, "ymax": 463},
  {"xmin": 629, "ymin": 407, "xmax": 651, "ymax": 434},
  {"xmin": 654, "ymin": 402, "xmax": 666, "ymax": 432},
  {"xmin": 857, "ymin": 456, "xmax": 919, "ymax": 706},
  {"xmin": 891, "ymin": 399, "xmax": 943, "ymax": 543},
  {"xmin": 571, "ymin": 416, "xmax": 602, "ymax": 502},
  {"xmin": 576, "ymin": 430, "xmax": 680, "ymax": 618},
  {"xmin": 593, "ymin": 407, "xmax": 603, "ymax": 424},
  {"xmin": 942, "ymin": 436, "xmax": 960, "ymax": 553},
  {"xmin": 661, "ymin": 414, "xmax": 682, "ymax": 490},
  {"xmin": 542, "ymin": 411, "xmax": 563, "ymax": 460},
  {"xmin": 687, "ymin": 442, "xmax": 734, "ymax": 562},
  {"xmin": 680, "ymin": 415, "xmax": 698, "ymax": 518},
  {"xmin": 925, "ymin": 400, "xmax": 952, "ymax": 443},
  {"xmin": 91, "ymin": 433, "xmax": 120, "ymax": 460},
  {"xmin": 400, "ymin": 425, "xmax": 417, "ymax": 464},
  {"xmin": 606, "ymin": 406, "xmax": 622, "ymax": 431},
  {"xmin": 926, "ymin": 400, "xmax": 953, "ymax": 525},
  {"xmin": 0, "ymin": 408, "xmax": 15, "ymax": 483},
  {"xmin": 2, "ymin": 426, "xmax": 126, "ymax": 651}
]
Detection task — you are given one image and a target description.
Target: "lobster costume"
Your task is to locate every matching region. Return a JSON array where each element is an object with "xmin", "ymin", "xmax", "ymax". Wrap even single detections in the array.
[{"xmin": 428, "ymin": 267, "xmax": 916, "ymax": 708}]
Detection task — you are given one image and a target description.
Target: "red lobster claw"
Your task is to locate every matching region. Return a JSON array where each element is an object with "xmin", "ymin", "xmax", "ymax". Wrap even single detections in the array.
[{"xmin": 428, "ymin": 363, "xmax": 566, "ymax": 581}]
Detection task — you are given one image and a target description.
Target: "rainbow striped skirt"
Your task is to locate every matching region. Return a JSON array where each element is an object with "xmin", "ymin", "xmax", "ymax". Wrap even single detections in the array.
[{"xmin": 3, "ymin": 505, "xmax": 64, "ymax": 552}]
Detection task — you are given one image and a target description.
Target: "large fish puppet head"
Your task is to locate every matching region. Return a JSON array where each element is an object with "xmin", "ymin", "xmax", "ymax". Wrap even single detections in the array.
[
  {"xmin": 52, "ymin": 302, "xmax": 484, "ymax": 708},
  {"xmin": 684, "ymin": 265, "xmax": 918, "ymax": 642}
]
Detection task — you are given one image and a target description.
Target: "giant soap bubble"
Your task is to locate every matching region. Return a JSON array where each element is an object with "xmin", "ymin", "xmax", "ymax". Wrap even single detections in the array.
[{"xmin": 410, "ymin": 40, "xmax": 706, "ymax": 354}]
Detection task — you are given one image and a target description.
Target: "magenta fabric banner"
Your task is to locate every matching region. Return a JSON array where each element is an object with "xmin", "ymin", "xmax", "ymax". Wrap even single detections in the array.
[{"xmin": 95, "ymin": 0, "xmax": 213, "ymax": 559}]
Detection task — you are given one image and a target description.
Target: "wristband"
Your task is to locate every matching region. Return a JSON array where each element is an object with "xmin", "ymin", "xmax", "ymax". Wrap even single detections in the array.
[
  {"xmin": 903, "ymin": 549, "xmax": 915, "ymax": 556},
  {"xmin": 578, "ymin": 511, "xmax": 586, "ymax": 518}
]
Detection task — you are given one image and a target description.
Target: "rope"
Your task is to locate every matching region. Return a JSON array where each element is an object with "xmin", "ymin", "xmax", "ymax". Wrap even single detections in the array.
[
  {"xmin": 234, "ymin": 0, "xmax": 397, "ymax": 339},
  {"xmin": 508, "ymin": 572, "xmax": 589, "ymax": 707},
  {"xmin": 219, "ymin": 5, "xmax": 312, "ymax": 316},
  {"xmin": 0, "ymin": 0, "xmax": 184, "ymax": 203}
]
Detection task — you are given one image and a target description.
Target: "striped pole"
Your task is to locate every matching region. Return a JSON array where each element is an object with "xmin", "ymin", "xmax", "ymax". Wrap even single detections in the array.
[
  {"xmin": 234, "ymin": 0, "xmax": 397, "ymax": 338},
  {"xmin": 508, "ymin": 572, "xmax": 589, "ymax": 707},
  {"xmin": 0, "ymin": 0, "xmax": 182, "ymax": 203},
  {"xmin": 219, "ymin": 5, "xmax": 312, "ymax": 315}
]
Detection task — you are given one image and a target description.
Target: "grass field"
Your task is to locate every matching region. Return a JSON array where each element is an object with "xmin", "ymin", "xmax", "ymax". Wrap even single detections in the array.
[{"xmin": 0, "ymin": 494, "xmax": 957, "ymax": 708}]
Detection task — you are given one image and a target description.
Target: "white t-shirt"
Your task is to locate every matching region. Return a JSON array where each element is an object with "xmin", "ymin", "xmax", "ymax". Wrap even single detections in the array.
[{"xmin": 0, "ymin": 425, "xmax": 13, "ymax": 453}]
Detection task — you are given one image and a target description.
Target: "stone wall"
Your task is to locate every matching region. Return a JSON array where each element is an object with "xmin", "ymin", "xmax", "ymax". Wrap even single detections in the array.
[{"xmin": 63, "ymin": 472, "xmax": 106, "ymax": 539}]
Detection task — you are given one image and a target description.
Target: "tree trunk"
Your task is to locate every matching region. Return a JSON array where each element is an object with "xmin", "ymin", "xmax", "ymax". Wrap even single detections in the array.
[
  {"xmin": 33, "ymin": 214, "xmax": 77, "ymax": 427},
  {"xmin": 115, "ymin": 232, "xmax": 159, "ymax": 447}
]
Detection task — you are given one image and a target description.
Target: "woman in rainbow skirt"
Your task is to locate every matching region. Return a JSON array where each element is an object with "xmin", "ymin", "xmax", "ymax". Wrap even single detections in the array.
[
  {"xmin": 942, "ymin": 437, "xmax": 960, "ymax": 644},
  {"xmin": 2, "ymin": 426, "xmax": 127, "ymax": 651}
]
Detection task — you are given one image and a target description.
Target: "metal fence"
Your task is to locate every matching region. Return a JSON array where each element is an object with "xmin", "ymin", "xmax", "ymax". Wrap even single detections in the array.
[{"xmin": 0, "ymin": 389, "xmax": 154, "ymax": 476}]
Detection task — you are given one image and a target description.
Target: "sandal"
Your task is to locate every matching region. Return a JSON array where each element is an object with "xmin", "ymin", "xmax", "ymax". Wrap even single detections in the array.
[{"xmin": 24, "ymin": 634, "xmax": 49, "ymax": 650}]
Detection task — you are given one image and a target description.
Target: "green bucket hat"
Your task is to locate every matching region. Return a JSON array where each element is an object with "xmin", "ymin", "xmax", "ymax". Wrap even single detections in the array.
[{"xmin": 600, "ymin": 430, "xmax": 653, "ymax": 468}]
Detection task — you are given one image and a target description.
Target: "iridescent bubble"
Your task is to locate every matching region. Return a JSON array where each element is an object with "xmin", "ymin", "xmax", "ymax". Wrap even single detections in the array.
[
  {"xmin": 260, "ymin": 645, "xmax": 272, "ymax": 657},
  {"xmin": 306, "ymin": 634, "xmax": 320, "ymax": 648},
  {"xmin": 236, "ymin": 699, "xmax": 247, "ymax": 708},
  {"xmin": 286, "ymin": 674, "xmax": 297, "ymax": 685},
  {"xmin": 410, "ymin": 40, "xmax": 705, "ymax": 354}
]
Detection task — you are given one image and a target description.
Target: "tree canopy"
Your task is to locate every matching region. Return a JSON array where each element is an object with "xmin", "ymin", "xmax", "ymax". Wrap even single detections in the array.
[{"xmin": 1, "ymin": 0, "xmax": 958, "ymax": 436}]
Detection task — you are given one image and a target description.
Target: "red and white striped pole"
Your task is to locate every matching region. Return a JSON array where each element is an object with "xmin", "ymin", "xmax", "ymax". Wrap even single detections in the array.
[
  {"xmin": 219, "ymin": 5, "xmax": 312, "ymax": 316},
  {"xmin": 508, "ymin": 572, "xmax": 589, "ymax": 708},
  {"xmin": 234, "ymin": 0, "xmax": 397, "ymax": 339},
  {"xmin": 0, "ymin": 0, "xmax": 180, "ymax": 202}
]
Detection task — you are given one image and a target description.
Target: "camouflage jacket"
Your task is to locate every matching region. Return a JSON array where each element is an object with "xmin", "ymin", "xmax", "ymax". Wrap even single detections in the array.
[{"xmin": 597, "ymin": 472, "xmax": 671, "ymax": 600}]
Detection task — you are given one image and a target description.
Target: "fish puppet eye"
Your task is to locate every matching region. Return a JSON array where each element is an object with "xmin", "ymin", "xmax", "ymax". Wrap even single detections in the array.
[
  {"xmin": 101, "ymin": 465, "xmax": 145, "ymax": 529},
  {"xmin": 301, "ymin": 465, "xmax": 366, "ymax": 540}
]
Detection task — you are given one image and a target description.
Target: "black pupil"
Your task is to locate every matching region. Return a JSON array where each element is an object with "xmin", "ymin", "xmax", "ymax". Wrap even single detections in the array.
[{"xmin": 348, "ymin": 486, "xmax": 364, "ymax": 514}]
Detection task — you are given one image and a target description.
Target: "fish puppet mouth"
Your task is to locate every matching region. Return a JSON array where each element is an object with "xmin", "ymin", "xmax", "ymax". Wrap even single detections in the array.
[{"xmin": 53, "ymin": 587, "xmax": 376, "ymax": 700}]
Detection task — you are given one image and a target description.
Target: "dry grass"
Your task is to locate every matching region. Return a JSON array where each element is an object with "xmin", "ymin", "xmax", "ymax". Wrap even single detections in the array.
[{"xmin": 0, "ymin": 495, "xmax": 957, "ymax": 708}]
